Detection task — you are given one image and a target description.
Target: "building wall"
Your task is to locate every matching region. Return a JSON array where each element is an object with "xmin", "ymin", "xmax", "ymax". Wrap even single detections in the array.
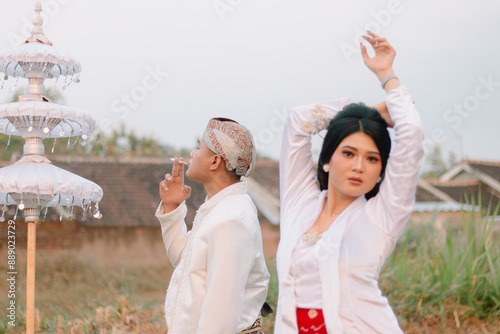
[{"xmin": 0, "ymin": 219, "xmax": 280, "ymax": 262}]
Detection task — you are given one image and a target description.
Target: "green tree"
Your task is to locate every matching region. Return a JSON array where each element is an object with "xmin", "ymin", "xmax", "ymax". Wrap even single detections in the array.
[
  {"xmin": 0, "ymin": 135, "xmax": 24, "ymax": 161},
  {"xmin": 10, "ymin": 85, "xmax": 65, "ymax": 104},
  {"xmin": 44, "ymin": 123, "xmax": 174, "ymax": 158},
  {"xmin": 422, "ymin": 145, "xmax": 448, "ymax": 178}
]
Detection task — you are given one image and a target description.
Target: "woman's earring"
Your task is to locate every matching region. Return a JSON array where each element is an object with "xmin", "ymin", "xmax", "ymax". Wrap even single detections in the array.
[
  {"xmin": 323, "ymin": 164, "xmax": 329, "ymax": 173},
  {"xmin": 377, "ymin": 176, "xmax": 382, "ymax": 183}
]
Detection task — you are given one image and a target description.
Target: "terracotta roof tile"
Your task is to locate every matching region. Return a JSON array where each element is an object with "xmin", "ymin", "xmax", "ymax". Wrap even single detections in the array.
[
  {"xmin": 468, "ymin": 161, "xmax": 500, "ymax": 182},
  {"xmin": 251, "ymin": 160, "xmax": 280, "ymax": 198},
  {"xmin": 415, "ymin": 185, "xmax": 442, "ymax": 202}
]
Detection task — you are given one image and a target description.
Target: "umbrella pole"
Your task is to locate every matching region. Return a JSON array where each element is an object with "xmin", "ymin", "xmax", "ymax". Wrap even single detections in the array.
[{"xmin": 26, "ymin": 220, "xmax": 36, "ymax": 334}]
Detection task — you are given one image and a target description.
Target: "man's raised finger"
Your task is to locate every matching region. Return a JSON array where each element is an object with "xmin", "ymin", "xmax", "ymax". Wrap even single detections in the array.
[{"xmin": 172, "ymin": 158, "xmax": 180, "ymax": 177}]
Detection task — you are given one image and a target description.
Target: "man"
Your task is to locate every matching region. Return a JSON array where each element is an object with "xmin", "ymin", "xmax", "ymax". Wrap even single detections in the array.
[{"xmin": 156, "ymin": 117, "xmax": 270, "ymax": 334}]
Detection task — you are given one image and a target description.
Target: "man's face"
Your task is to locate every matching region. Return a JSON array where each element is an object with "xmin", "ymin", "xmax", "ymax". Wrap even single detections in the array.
[{"xmin": 185, "ymin": 140, "xmax": 218, "ymax": 183}]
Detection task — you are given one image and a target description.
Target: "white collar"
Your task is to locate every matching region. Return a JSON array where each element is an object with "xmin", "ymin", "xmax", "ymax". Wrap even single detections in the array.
[{"xmin": 198, "ymin": 181, "xmax": 247, "ymax": 215}]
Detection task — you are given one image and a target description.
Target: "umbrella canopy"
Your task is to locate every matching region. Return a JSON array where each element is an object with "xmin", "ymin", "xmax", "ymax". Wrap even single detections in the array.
[
  {"xmin": 0, "ymin": 155, "xmax": 103, "ymax": 221},
  {"xmin": 0, "ymin": 42, "xmax": 81, "ymax": 79},
  {"xmin": 0, "ymin": 1, "xmax": 81, "ymax": 81},
  {"xmin": 0, "ymin": 100, "xmax": 95, "ymax": 139}
]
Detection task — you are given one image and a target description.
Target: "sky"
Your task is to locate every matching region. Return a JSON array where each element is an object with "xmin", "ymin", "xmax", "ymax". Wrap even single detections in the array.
[{"xmin": 1, "ymin": 0, "xmax": 499, "ymax": 168}]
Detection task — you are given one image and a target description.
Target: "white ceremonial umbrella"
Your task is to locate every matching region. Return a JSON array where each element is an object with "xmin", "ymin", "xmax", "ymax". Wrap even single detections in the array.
[{"xmin": 0, "ymin": 3, "xmax": 102, "ymax": 332}]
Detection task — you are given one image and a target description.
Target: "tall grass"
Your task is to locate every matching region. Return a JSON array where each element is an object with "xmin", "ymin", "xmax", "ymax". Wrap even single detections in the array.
[
  {"xmin": 0, "ymin": 250, "xmax": 170, "ymax": 333},
  {"xmin": 261, "ymin": 260, "xmax": 278, "ymax": 333},
  {"xmin": 381, "ymin": 196, "xmax": 500, "ymax": 329},
  {"xmin": 0, "ymin": 294, "xmax": 166, "ymax": 334}
]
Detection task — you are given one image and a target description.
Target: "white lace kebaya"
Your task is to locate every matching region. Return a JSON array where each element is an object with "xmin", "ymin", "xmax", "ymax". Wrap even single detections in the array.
[{"xmin": 275, "ymin": 86, "xmax": 424, "ymax": 334}]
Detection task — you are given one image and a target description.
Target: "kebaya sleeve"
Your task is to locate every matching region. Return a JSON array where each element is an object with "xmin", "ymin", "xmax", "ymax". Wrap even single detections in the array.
[
  {"xmin": 280, "ymin": 98, "xmax": 351, "ymax": 222},
  {"xmin": 367, "ymin": 86, "xmax": 425, "ymax": 238},
  {"xmin": 155, "ymin": 201, "xmax": 188, "ymax": 267}
]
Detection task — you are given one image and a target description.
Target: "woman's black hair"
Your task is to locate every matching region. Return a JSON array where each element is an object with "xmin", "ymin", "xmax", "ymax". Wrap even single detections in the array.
[{"xmin": 317, "ymin": 103, "xmax": 391, "ymax": 200}]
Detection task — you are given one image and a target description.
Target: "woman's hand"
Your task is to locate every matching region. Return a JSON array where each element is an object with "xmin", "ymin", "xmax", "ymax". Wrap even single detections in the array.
[
  {"xmin": 361, "ymin": 31, "xmax": 399, "ymax": 91},
  {"xmin": 370, "ymin": 101, "xmax": 394, "ymax": 128},
  {"xmin": 159, "ymin": 158, "xmax": 192, "ymax": 213}
]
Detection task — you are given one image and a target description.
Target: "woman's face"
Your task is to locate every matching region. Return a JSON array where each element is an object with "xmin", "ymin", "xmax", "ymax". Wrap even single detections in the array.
[{"xmin": 327, "ymin": 132, "xmax": 382, "ymax": 200}]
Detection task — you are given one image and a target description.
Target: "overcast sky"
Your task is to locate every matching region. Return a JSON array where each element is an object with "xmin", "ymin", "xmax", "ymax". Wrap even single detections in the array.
[{"xmin": 1, "ymin": 0, "xmax": 499, "ymax": 167}]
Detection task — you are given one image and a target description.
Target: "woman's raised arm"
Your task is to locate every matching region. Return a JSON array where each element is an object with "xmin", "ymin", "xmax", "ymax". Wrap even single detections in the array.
[{"xmin": 361, "ymin": 31, "xmax": 400, "ymax": 92}]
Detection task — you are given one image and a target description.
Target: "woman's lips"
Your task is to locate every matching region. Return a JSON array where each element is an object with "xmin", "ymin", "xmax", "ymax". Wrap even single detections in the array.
[{"xmin": 348, "ymin": 177, "xmax": 363, "ymax": 185}]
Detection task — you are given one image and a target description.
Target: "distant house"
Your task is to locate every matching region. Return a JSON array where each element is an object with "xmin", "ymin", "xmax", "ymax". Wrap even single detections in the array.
[
  {"xmin": 438, "ymin": 160, "xmax": 500, "ymax": 210},
  {"xmin": 410, "ymin": 160, "xmax": 500, "ymax": 241},
  {"xmin": 414, "ymin": 160, "xmax": 500, "ymax": 222}
]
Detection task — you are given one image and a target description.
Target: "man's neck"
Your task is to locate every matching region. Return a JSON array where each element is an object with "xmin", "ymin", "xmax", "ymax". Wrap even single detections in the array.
[{"xmin": 204, "ymin": 178, "xmax": 240, "ymax": 199}]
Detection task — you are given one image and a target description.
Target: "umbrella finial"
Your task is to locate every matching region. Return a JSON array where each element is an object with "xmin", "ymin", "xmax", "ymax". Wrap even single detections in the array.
[
  {"xmin": 33, "ymin": 1, "xmax": 43, "ymax": 34},
  {"xmin": 26, "ymin": 1, "xmax": 53, "ymax": 45}
]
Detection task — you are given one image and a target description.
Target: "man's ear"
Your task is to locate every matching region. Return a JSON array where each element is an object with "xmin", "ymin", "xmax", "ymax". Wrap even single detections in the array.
[{"xmin": 209, "ymin": 155, "xmax": 223, "ymax": 171}]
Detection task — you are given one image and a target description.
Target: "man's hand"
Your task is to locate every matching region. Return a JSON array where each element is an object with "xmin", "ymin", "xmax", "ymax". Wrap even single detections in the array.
[{"xmin": 159, "ymin": 158, "xmax": 192, "ymax": 213}]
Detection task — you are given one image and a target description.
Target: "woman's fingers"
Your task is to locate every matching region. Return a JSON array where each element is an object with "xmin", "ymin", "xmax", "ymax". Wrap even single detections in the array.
[
  {"xmin": 362, "ymin": 34, "xmax": 388, "ymax": 49},
  {"xmin": 360, "ymin": 43, "xmax": 370, "ymax": 62},
  {"xmin": 361, "ymin": 32, "xmax": 395, "ymax": 63},
  {"xmin": 366, "ymin": 30, "xmax": 382, "ymax": 40}
]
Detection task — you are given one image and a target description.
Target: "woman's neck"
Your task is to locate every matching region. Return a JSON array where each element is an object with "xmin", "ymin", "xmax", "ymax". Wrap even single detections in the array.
[
  {"xmin": 307, "ymin": 189, "xmax": 360, "ymax": 234},
  {"xmin": 325, "ymin": 188, "xmax": 359, "ymax": 217}
]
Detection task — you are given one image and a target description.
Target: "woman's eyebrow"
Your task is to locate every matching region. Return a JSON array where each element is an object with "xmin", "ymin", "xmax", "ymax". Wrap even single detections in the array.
[{"xmin": 341, "ymin": 145, "xmax": 380, "ymax": 156}]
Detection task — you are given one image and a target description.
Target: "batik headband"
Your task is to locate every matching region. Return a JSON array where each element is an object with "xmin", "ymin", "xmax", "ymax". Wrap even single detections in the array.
[{"xmin": 202, "ymin": 117, "xmax": 256, "ymax": 177}]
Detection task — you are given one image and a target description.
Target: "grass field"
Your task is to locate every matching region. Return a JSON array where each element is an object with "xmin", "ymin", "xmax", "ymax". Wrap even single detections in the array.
[{"xmin": 1, "ymin": 201, "xmax": 499, "ymax": 333}]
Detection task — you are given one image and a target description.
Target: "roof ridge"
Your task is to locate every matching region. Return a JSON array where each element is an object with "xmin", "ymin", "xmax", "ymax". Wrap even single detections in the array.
[
  {"xmin": 43, "ymin": 156, "xmax": 281, "ymax": 165},
  {"xmin": 426, "ymin": 179, "xmax": 480, "ymax": 187},
  {"xmin": 418, "ymin": 179, "xmax": 457, "ymax": 203},
  {"xmin": 465, "ymin": 159, "xmax": 500, "ymax": 167},
  {"xmin": 47, "ymin": 155, "xmax": 171, "ymax": 164},
  {"xmin": 255, "ymin": 159, "xmax": 279, "ymax": 167}
]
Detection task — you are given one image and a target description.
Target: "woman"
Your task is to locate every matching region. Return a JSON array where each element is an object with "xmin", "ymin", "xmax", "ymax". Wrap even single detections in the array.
[{"xmin": 275, "ymin": 32, "xmax": 424, "ymax": 333}]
